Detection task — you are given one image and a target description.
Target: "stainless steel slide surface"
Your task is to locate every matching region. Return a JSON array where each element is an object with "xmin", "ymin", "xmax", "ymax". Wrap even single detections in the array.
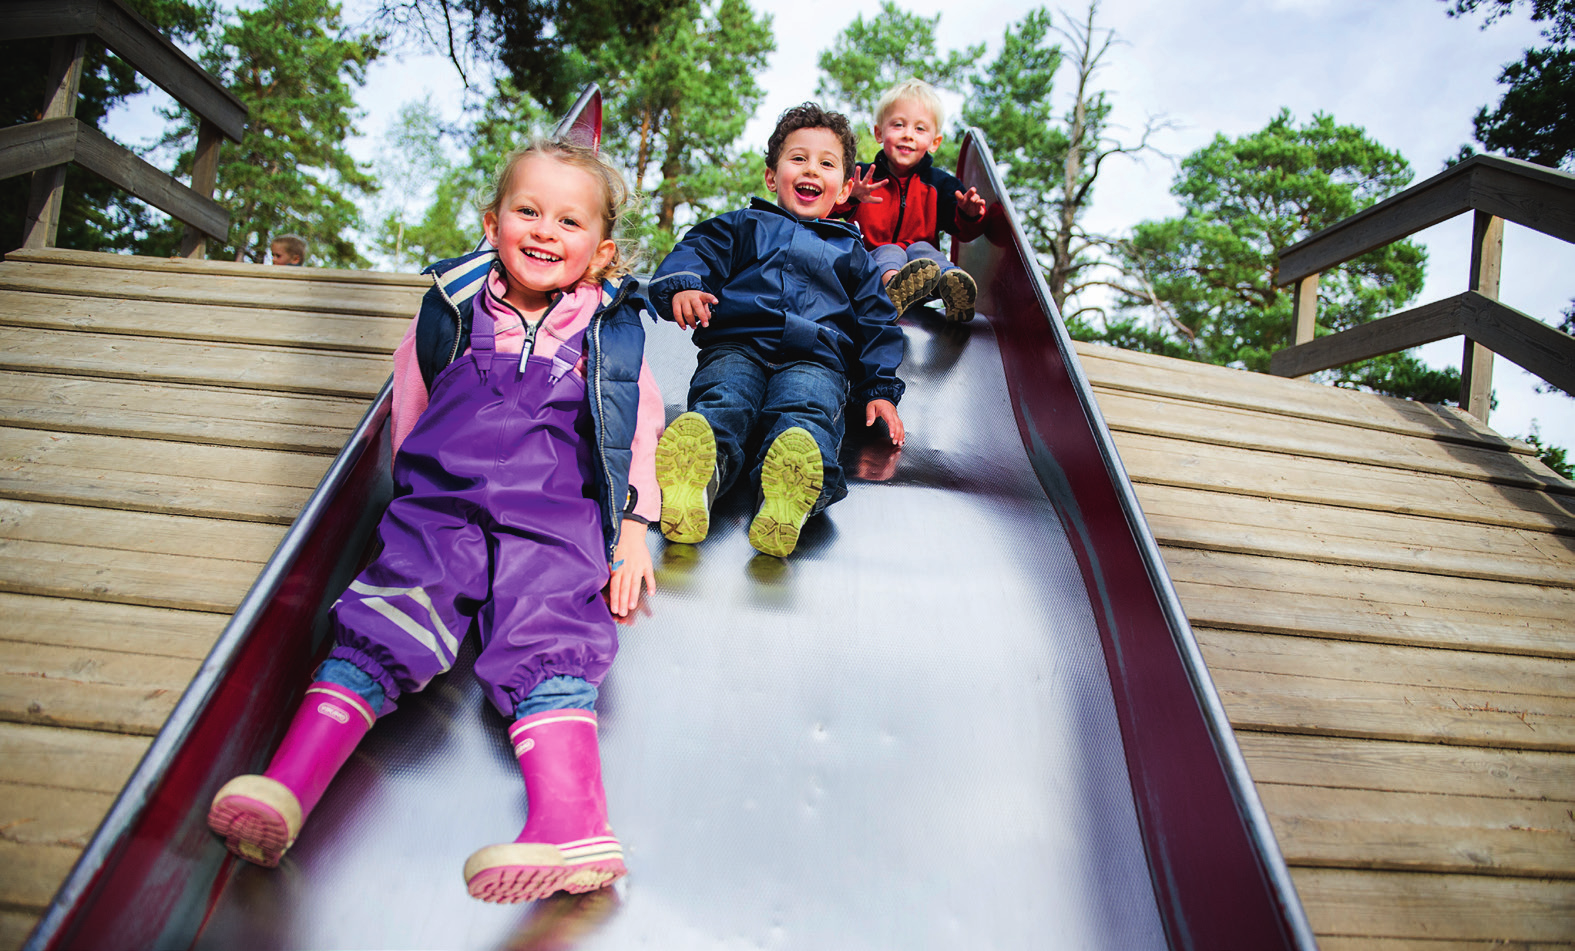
[{"xmin": 193, "ymin": 303, "xmax": 1168, "ymax": 950}]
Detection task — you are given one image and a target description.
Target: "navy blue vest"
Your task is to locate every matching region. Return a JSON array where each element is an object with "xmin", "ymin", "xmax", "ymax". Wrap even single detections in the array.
[{"xmin": 413, "ymin": 250, "xmax": 648, "ymax": 560}]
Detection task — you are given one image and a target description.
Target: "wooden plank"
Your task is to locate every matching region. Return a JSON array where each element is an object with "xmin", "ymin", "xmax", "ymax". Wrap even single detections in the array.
[
  {"xmin": 71, "ymin": 120, "xmax": 228, "ymax": 239},
  {"xmin": 0, "ymin": 593, "xmax": 224, "ymax": 660},
  {"xmin": 0, "ymin": 640, "xmax": 197, "ymax": 734},
  {"xmin": 0, "ymin": 260, "xmax": 427, "ymax": 317},
  {"xmin": 1110, "ymin": 430, "xmax": 1575, "ymax": 534},
  {"xmin": 0, "ymin": 0, "xmax": 247, "ymax": 141},
  {"xmin": 1235, "ymin": 732, "xmax": 1575, "ymax": 801},
  {"xmin": 0, "ymin": 289, "xmax": 410, "ymax": 353},
  {"xmin": 0, "ymin": 499, "xmax": 283, "ymax": 559},
  {"xmin": 2, "ymin": 909, "xmax": 44, "ymax": 951},
  {"xmin": 1291, "ymin": 867, "xmax": 1575, "ymax": 942},
  {"xmin": 1093, "ymin": 388, "xmax": 1568, "ymax": 492},
  {"xmin": 1259, "ymin": 782, "xmax": 1575, "ymax": 878},
  {"xmin": 1270, "ymin": 292, "xmax": 1575, "ymax": 399},
  {"xmin": 1075, "ymin": 341, "xmax": 1519, "ymax": 452},
  {"xmin": 0, "ymin": 721, "xmax": 150, "ymax": 793},
  {"xmin": 1198, "ymin": 629, "xmax": 1575, "ymax": 702},
  {"xmin": 0, "ymin": 501, "xmax": 279, "ymax": 610},
  {"xmin": 1136, "ymin": 483, "xmax": 1575, "ymax": 587},
  {"xmin": 0, "ymin": 115, "xmax": 77, "ymax": 180},
  {"xmin": 0, "ymin": 427, "xmax": 326, "ymax": 522},
  {"xmin": 1, "ymin": 782, "xmax": 118, "ymax": 849},
  {"xmin": 0, "ymin": 536, "xmax": 264, "ymax": 611},
  {"xmin": 1210, "ymin": 665, "xmax": 1575, "ymax": 752},
  {"xmin": 4, "ymin": 247, "xmax": 430, "ymax": 287},
  {"xmin": 0, "ymin": 372, "xmax": 366, "ymax": 453},
  {"xmin": 1165, "ymin": 548, "xmax": 1575, "ymax": 658},
  {"xmin": 0, "ymin": 327, "xmax": 391, "ymax": 398},
  {"xmin": 0, "ymin": 840, "xmax": 77, "ymax": 911},
  {"xmin": 1319, "ymin": 937, "xmax": 1575, "ymax": 950}
]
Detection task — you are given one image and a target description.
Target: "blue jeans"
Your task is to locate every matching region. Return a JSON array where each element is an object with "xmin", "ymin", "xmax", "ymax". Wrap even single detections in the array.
[
  {"xmin": 688, "ymin": 344, "xmax": 850, "ymax": 515},
  {"xmin": 870, "ymin": 240, "xmax": 957, "ymax": 281},
  {"xmin": 316, "ymin": 658, "xmax": 596, "ymax": 721}
]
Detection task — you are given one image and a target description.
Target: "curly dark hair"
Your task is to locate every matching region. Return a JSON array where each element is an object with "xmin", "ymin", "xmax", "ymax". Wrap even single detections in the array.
[{"xmin": 765, "ymin": 102, "xmax": 858, "ymax": 174}]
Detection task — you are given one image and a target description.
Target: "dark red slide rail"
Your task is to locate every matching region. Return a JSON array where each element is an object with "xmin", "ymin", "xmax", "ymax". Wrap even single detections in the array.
[{"xmin": 955, "ymin": 130, "xmax": 1316, "ymax": 949}]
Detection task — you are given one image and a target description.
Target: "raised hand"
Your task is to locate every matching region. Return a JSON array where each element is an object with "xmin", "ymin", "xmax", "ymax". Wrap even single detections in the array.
[
  {"xmin": 955, "ymin": 187, "xmax": 987, "ymax": 220},
  {"xmin": 848, "ymin": 165, "xmax": 887, "ymax": 204}
]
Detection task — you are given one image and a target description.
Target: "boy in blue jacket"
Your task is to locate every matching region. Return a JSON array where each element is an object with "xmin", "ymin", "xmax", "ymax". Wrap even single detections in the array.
[{"xmin": 649, "ymin": 102, "xmax": 906, "ymax": 558}]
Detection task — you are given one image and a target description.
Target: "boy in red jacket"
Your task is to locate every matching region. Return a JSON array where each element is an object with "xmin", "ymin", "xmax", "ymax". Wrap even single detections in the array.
[{"xmin": 834, "ymin": 78, "xmax": 988, "ymax": 321}]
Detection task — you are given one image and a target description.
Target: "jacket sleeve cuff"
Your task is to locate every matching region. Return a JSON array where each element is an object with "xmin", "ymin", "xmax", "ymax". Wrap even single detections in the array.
[
  {"xmin": 857, "ymin": 381, "xmax": 904, "ymax": 406},
  {"xmin": 648, "ymin": 272, "xmax": 705, "ymax": 321}
]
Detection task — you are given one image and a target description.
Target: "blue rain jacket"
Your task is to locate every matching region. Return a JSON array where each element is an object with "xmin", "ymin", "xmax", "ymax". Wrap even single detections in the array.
[{"xmin": 648, "ymin": 198, "xmax": 905, "ymax": 406}]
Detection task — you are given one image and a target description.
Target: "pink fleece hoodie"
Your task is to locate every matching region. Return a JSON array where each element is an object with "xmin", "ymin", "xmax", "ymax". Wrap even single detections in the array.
[{"xmin": 388, "ymin": 272, "xmax": 664, "ymax": 526}]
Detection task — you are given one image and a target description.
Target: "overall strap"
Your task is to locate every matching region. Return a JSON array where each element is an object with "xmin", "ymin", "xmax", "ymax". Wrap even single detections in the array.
[{"xmin": 548, "ymin": 327, "xmax": 590, "ymax": 384}]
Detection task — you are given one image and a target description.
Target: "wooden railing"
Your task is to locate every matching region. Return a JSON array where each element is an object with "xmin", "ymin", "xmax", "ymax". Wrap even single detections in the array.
[
  {"xmin": 0, "ymin": 0, "xmax": 247, "ymax": 257},
  {"xmin": 1270, "ymin": 154, "xmax": 1575, "ymax": 422}
]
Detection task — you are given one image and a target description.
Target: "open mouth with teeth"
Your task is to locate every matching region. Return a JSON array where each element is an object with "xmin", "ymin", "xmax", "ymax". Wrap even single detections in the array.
[
  {"xmin": 794, "ymin": 183, "xmax": 823, "ymax": 200},
  {"xmin": 521, "ymin": 248, "xmax": 561, "ymax": 263}
]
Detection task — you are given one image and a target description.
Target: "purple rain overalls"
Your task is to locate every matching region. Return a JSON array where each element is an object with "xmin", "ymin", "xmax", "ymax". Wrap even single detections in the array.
[{"xmin": 327, "ymin": 296, "xmax": 616, "ymax": 718}]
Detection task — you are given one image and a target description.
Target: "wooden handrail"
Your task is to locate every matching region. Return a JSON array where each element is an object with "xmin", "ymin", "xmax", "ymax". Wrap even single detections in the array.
[
  {"xmin": 1271, "ymin": 156, "xmax": 1575, "ymax": 422},
  {"xmin": 0, "ymin": 0, "xmax": 248, "ymax": 255}
]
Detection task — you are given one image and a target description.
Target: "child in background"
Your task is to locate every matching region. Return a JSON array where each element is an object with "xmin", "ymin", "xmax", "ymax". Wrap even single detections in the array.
[
  {"xmin": 834, "ymin": 78, "xmax": 989, "ymax": 321},
  {"xmin": 649, "ymin": 102, "xmax": 906, "ymax": 559},
  {"xmin": 269, "ymin": 234, "xmax": 306, "ymax": 266},
  {"xmin": 208, "ymin": 139, "xmax": 663, "ymax": 904}
]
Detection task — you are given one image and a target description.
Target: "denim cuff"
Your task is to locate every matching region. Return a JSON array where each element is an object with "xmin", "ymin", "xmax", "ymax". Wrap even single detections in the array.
[
  {"xmin": 324, "ymin": 646, "xmax": 400, "ymax": 714},
  {"xmin": 513, "ymin": 675, "xmax": 599, "ymax": 720}
]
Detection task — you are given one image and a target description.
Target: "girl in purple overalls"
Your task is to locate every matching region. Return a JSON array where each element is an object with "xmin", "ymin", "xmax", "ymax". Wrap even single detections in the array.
[{"xmin": 208, "ymin": 140, "xmax": 664, "ymax": 904}]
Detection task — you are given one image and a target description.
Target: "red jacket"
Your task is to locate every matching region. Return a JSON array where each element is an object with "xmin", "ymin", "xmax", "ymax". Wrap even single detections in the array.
[{"xmin": 833, "ymin": 151, "xmax": 985, "ymax": 251}]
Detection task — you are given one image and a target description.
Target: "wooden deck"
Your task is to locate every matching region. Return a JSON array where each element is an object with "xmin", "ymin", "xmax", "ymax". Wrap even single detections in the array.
[
  {"xmin": 0, "ymin": 249, "xmax": 424, "ymax": 949},
  {"xmin": 1080, "ymin": 341, "xmax": 1575, "ymax": 949}
]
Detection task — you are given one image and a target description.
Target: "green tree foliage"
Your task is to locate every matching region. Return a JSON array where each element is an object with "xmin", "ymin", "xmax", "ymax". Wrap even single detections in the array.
[
  {"xmin": 0, "ymin": 0, "xmax": 214, "ymax": 252},
  {"xmin": 371, "ymin": 0, "xmax": 670, "ymax": 110},
  {"xmin": 1444, "ymin": 0, "xmax": 1575, "ymax": 169},
  {"xmin": 963, "ymin": 3, "xmax": 1161, "ymax": 321},
  {"xmin": 815, "ymin": 0, "xmax": 981, "ymax": 157},
  {"xmin": 587, "ymin": 0, "xmax": 774, "ymax": 258},
  {"xmin": 388, "ymin": 82, "xmax": 551, "ymax": 267},
  {"xmin": 166, "ymin": 0, "xmax": 381, "ymax": 266},
  {"xmin": 371, "ymin": 97, "xmax": 458, "ymax": 269},
  {"xmin": 1116, "ymin": 111, "xmax": 1460, "ymax": 403}
]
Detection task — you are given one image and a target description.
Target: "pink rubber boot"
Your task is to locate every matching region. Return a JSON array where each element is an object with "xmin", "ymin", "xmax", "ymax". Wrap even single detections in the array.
[
  {"xmin": 463, "ymin": 710, "xmax": 626, "ymax": 903},
  {"xmin": 207, "ymin": 682, "xmax": 375, "ymax": 867}
]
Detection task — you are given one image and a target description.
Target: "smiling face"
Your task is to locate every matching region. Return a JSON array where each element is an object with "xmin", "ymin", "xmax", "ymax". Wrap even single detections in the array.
[
  {"xmin": 483, "ymin": 154, "xmax": 616, "ymax": 313},
  {"xmin": 874, "ymin": 98, "xmax": 942, "ymax": 174},
  {"xmin": 764, "ymin": 127, "xmax": 853, "ymax": 219}
]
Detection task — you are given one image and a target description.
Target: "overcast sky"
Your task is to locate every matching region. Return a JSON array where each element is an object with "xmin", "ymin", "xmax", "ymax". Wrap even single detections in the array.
[{"xmin": 112, "ymin": 0, "xmax": 1574, "ymax": 446}]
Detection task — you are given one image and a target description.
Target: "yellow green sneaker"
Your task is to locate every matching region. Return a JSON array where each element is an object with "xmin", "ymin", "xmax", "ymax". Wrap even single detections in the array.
[
  {"xmin": 748, "ymin": 427, "xmax": 823, "ymax": 558},
  {"xmin": 655, "ymin": 412, "xmax": 718, "ymax": 543}
]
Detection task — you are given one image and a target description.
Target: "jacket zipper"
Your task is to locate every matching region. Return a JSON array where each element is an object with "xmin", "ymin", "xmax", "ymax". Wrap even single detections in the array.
[{"xmin": 592, "ymin": 280, "xmax": 634, "ymax": 560}]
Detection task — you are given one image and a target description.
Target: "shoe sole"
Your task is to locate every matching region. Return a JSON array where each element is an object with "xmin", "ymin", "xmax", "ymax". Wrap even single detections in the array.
[
  {"xmin": 208, "ymin": 775, "xmax": 302, "ymax": 868},
  {"xmin": 886, "ymin": 259, "xmax": 941, "ymax": 317},
  {"xmin": 937, "ymin": 269, "xmax": 976, "ymax": 322},
  {"xmin": 655, "ymin": 412, "xmax": 715, "ymax": 543},
  {"xmin": 749, "ymin": 428, "xmax": 822, "ymax": 558},
  {"xmin": 464, "ymin": 839, "xmax": 627, "ymax": 903}
]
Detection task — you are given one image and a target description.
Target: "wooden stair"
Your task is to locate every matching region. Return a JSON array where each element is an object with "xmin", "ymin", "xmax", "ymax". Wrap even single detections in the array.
[
  {"xmin": 0, "ymin": 249, "xmax": 424, "ymax": 949},
  {"xmin": 1081, "ymin": 341, "xmax": 1575, "ymax": 949}
]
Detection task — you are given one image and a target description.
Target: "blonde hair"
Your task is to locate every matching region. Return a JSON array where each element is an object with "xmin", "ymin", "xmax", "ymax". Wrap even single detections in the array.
[
  {"xmin": 481, "ymin": 139, "xmax": 637, "ymax": 284},
  {"xmin": 875, "ymin": 78, "xmax": 945, "ymax": 130}
]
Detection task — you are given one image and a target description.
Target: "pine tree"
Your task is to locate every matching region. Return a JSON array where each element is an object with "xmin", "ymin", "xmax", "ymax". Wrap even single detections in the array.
[{"xmin": 166, "ymin": 0, "xmax": 380, "ymax": 266}]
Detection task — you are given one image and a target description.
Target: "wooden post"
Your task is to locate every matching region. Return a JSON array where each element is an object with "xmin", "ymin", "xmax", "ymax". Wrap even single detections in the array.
[
  {"xmin": 179, "ymin": 118, "xmax": 222, "ymax": 258},
  {"xmin": 1461, "ymin": 210, "xmax": 1503, "ymax": 421},
  {"xmin": 1290, "ymin": 273, "xmax": 1319, "ymax": 379},
  {"xmin": 22, "ymin": 35, "xmax": 88, "ymax": 249}
]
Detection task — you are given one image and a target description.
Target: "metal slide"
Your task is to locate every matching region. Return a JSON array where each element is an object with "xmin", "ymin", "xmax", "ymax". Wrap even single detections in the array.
[{"xmin": 27, "ymin": 89, "xmax": 1314, "ymax": 950}]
